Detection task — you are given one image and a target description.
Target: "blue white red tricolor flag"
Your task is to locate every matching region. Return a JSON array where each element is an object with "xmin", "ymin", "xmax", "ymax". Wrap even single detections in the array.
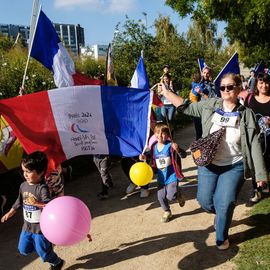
[
  {"xmin": 214, "ymin": 52, "xmax": 240, "ymax": 96},
  {"xmin": 30, "ymin": 9, "xmax": 75, "ymax": 87},
  {"xmin": 0, "ymin": 86, "xmax": 152, "ymax": 169},
  {"xmin": 131, "ymin": 56, "xmax": 150, "ymax": 90},
  {"xmin": 131, "ymin": 55, "xmax": 162, "ymax": 106},
  {"xmin": 30, "ymin": 9, "xmax": 102, "ymax": 87}
]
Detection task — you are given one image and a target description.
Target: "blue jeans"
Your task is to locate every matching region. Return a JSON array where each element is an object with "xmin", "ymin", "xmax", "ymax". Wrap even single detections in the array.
[
  {"xmin": 18, "ymin": 231, "xmax": 61, "ymax": 265},
  {"xmin": 197, "ymin": 161, "xmax": 244, "ymax": 246},
  {"xmin": 160, "ymin": 105, "xmax": 175, "ymax": 123},
  {"xmin": 155, "ymin": 107, "xmax": 164, "ymax": 122}
]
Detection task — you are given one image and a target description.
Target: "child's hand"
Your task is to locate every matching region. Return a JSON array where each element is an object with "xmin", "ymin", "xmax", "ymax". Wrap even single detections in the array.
[
  {"xmin": 1, "ymin": 213, "xmax": 9, "ymax": 223},
  {"xmin": 1, "ymin": 208, "xmax": 15, "ymax": 223},
  {"xmin": 171, "ymin": 143, "xmax": 179, "ymax": 153},
  {"xmin": 139, "ymin": 154, "xmax": 147, "ymax": 162},
  {"xmin": 195, "ymin": 86, "xmax": 201, "ymax": 94}
]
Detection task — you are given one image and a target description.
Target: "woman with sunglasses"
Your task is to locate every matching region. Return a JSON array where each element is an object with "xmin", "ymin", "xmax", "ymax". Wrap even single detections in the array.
[
  {"xmin": 245, "ymin": 72, "xmax": 270, "ymax": 203},
  {"xmin": 158, "ymin": 73, "xmax": 268, "ymax": 250}
]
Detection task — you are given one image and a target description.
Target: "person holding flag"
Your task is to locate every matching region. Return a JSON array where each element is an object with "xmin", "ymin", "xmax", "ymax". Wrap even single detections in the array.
[
  {"xmin": 158, "ymin": 73, "xmax": 268, "ymax": 250},
  {"xmin": 124, "ymin": 53, "xmax": 152, "ymax": 198},
  {"xmin": 201, "ymin": 66, "xmax": 216, "ymax": 98}
]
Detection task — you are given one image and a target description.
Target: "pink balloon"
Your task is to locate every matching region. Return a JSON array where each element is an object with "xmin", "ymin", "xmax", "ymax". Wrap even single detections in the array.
[
  {"xmin": 148, "ymin": 134, "xmax": 171, "ymax": 149},
  {"xmin": 148, "ymin": 134, "xmax": 158, "ymax": 149},
  {"xmin": 40, "ymin": 196, "xmax": 91, "ymax": 246}
]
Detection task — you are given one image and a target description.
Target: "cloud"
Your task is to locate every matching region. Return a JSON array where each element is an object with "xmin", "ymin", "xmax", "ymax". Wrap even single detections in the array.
[{"xmin": 54, "ymin": 0, "xmax": 136, "ymax": 13}]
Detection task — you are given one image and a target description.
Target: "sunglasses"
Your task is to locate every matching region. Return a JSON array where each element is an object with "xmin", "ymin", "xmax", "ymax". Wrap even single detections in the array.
[{"xmin": 220, "ymin": 84, "xmax": 236, "ymax": 92}]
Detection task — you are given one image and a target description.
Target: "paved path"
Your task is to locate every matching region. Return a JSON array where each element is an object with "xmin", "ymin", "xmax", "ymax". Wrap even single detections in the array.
[{"xmin": 0, "ymin": 124, "xmax": 254, "ymax": 270}]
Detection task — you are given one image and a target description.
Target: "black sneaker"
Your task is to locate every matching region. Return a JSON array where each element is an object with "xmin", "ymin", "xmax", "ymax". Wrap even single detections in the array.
[
  {"xmin": 97, "ymin": 191, "xmax": 109, "ymax": 199},
  {"xmin": 177, "ymin": 190, "xmax": 185, "ymax": 207},
  {"xmin": 50, "ymin": 259, "xmax": 65, "ymax": 270}
]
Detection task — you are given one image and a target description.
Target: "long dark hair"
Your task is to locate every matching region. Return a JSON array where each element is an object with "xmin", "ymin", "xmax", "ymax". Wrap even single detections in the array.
[{"xmin": 253, "ymin": 72, "xmax": 270, "ymax": 96}]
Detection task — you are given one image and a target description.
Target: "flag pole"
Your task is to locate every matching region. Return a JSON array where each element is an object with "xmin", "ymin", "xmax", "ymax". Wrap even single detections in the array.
[
  {"xmin": 105, "ymin": 43, "xmax": 110, "ymax": 86},
  {"xmin": 20, "ymin": 2, "xmax": 41, "ymax": 94},
  {"xmin": 197, "ymin": 58, "xmax": 201, "ymax": 72}
]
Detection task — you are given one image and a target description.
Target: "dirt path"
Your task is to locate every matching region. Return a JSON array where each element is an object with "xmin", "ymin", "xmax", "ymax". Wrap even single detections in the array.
[{"xmin": 0, "ymin": 124, "xmax": 254, "ymax": 270}]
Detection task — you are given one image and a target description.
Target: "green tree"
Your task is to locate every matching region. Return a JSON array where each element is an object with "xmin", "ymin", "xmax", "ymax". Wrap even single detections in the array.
[
  {"xmin": 165, "ymin": 0, "xmax": 270, "ymax": 66},
  {"xmin": 0, "ymin": 34, "xmax": 14, "ymax": 53},
  {"xmin": 112, "ymin": 16, "xmax": 154, "ymax": 86},
  {"xmin": 0, "ymin": 45, "xmax": 55, "ymax": 98}
]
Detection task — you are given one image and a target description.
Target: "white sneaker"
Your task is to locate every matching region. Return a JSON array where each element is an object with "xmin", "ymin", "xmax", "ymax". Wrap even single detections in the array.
[
  {"xmin": 126, "ymin": 183, "xmax": 136, "ymax": 194},
  {"xmin": 140, "ymin": 188, "xmax": 150, "ymax": 198},
  {"xmin": 217, "ymin": 239, "xmax": 230, "ymax": 250},
  {"xmin": 250, "ymin": 190, "xmax": 262, "ymax": 203},
  {"xmin": 162, "ymin": 211, "xmax": 172, "ymax": 223}
]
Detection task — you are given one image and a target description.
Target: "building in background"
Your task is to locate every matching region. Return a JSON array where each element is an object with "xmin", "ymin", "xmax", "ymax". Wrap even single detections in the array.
[
  {"xmin": 81, "ymin": 44, "xmax": 108, "ymax": 60},
  {"xmin": 53, "ymin": 23, "xmax": 84, "ymax": 55},
  {"xmin": 0, "ymin": 24, "xmax": 29, "ymax": 45},
  {"xmin": 0, "ymin": 23, "xmax": 84, "ymax": 56}
]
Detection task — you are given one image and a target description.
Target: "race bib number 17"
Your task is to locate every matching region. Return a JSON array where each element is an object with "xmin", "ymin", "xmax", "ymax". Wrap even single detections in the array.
[{"xmin": 23, "ymin": 204, "xmax": 41, "ymax": 223}]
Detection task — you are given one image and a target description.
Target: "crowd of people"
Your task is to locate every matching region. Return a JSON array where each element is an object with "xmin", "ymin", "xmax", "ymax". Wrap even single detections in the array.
[{"xmin": 1, "ymin": 62, "xmax": 270, "ymax": 268}]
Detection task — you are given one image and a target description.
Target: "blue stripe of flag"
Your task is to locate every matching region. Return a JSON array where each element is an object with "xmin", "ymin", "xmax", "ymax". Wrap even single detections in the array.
[
  {"xmin": 101, "ymin": 86, "xmax": 151, "ymax": 156},
  {"xmin": 30, "ymin": 10, "xmax": 60, "ymax": 72}
]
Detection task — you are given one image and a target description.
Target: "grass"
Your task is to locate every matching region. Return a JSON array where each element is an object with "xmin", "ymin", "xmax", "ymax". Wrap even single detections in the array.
[{"xmin": 233, "ymin": 196, "xmax": 270, "ymax": 270}]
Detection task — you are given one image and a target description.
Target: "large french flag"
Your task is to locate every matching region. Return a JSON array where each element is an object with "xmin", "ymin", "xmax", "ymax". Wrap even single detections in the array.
[{"xmin": 0, "ymin": 86, "xmax": 152, "ymax": 168}]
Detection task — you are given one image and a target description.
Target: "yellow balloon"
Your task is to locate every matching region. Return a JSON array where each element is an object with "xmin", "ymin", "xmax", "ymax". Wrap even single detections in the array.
[{"xmin": 129, "ymin": 162, "xmax": 153, "ymax": 186}]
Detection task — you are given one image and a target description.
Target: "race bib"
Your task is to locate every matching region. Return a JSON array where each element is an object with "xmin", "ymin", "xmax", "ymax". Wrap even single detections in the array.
[
  {"xmin": 156, "ymin": 156, "xmax": 171, "ymax": 169},
  {"xmin": 23, "ymin": 204, "xmax": 41, "ymax": 223},
  {"xmin": 211, "ymin": 108, "xmax": 239, "ymax": 127}
]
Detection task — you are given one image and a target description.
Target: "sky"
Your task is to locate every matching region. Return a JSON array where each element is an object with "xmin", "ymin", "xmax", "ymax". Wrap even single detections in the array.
[{"xmin": 0, "ymin": 0, "xmax": 225, "ymax": 46}]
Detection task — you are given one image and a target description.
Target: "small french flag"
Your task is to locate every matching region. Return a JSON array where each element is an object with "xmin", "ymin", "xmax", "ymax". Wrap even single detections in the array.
[{"xmin": 131, "ymin": 56, "xmax": 150, "ymax": 90}]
